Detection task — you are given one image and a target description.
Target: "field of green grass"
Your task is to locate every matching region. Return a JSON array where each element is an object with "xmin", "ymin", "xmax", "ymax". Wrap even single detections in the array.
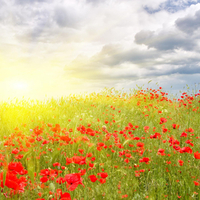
[{"xmin": 0, "ymin": 87, "xmax": 199, "ymax": 200}]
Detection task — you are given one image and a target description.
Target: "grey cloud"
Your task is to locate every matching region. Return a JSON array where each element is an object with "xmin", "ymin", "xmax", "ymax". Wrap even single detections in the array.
[
  {"xmin": 176, "ymin": 10, "xmax": 200, "ymax": 34},
  {"xmin": 147, "ymin": 64, "xmax": 200, "ymax": 77},
  {"xmin": 173, "ymin": 65, "xmax": 200, "ymax": 75},
  {"xmin": 164, "ymin": 56, "xmax": 200, "ymax": 66},
  {"xmin": 135, "ymin": 30, "xmax": 197, "ymax": 51},
  {"xmin": 110, "ymin": 64, "xmax": 200, "ymax": 81},
  {"xmin": 15, "ymin": 0, "xmax": 47, "ymax": 5},
  {"xmin": 90, "ymin": 44, "xmax": 161, "ymax": 67},
  {"xmin": 119, "ymin": 49, "xmax": 161, "ymax": 65},
  {"xmin": 86, "ymin": 0, "xmax": 105, "ymax": 4},
  {"xmin": 15, "ymin": 9, "xmax": 54, "ymax": 42},
  {"xmin": 0, "ymin": 6, "xmax": 6, "ymax": 21},
  {"xmin": 64, "ymin": 44, "xmax": 162, "ymax": 81},
  {"xmin": 91, "ymin": 44, "xmax": 123, "ymax": 66},
  {"xmin": 65, "ymin": 41, "xmax": 200, "ymax": 82},
  {"xmin": 54, "ymin": 6, "xmax": 80, "ymax": 28},
  {"xmin": 0, "ymin": 0, "xmax": 6, "ymax": 6},
  {"xmin": 144, "ymin": 0, "xmax": 200, "ymax": 14}
]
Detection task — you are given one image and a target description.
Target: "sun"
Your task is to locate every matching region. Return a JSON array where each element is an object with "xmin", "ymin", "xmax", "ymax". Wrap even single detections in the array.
[
  {"xmin": 0, "ymin": 79, "xmax": 31, "ymax": 101},
  {"xmin": 11, "ymin": 80, "xmax": 29, "ymax": 91},
  {"xmin": 4, "ymin": 80, "xmax": 30, "ymax": 100}
]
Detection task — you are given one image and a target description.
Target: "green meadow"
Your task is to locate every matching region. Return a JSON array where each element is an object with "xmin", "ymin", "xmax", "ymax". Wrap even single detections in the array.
[{"xmin": 0, "ymin": 87, "xmax": 200, "ymax": 200}]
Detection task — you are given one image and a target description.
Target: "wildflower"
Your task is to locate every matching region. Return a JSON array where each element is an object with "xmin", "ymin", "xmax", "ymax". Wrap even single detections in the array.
[
  {"xmin": 0, "ymin": 171, "xmax": 27, "ymax": 192},
  {"xmin": 40, "ymin": 176, "xmax": 49, "ymax": 183},
  {"xmin": 53, "ymin": 162, "xmax": 61, "ymax": 167},
  {"xmin": 97, "ymin": 172, "xmax": 108, "ymax": 179},
  {"xmin": 66, "ymin": 158, "xmax": 73, "ymax": 165},
  {"xmin": 72, "ymin": 156, "xmax": 86, "ymax": 165},
  {"xmin": 180, "ymin": 146, "xmax": 192, "ymax": 154},
  {"xmin": 194, "ymin": 181, "xmax": 200, "ymax": 186},
  {"xmin": 180, "ymin": 132, "xmax": 187, "ymax": 137},
  {"xmin": 139, "ymin": 157, "xmax": 150, "ymax": 164},
  {"xmin": 99, "ymin": 178, "xmax": 106, "ymax": 184},
  {"xmin": 89, "ymin": 175, "xmax": 98, "ymax": 182},
  {"xmin": 157, "ymin": 149, "xmax": 165, "ymax": 156},
  {"xmin": 160, "ymin": 117, "xmax": 167, "ymax": 124},
  {"xmin": 172, "ymin": 124, "xmax": 179, "ymax": 129},
  {"xmin": 194, "ymin": 152, "xmax": 200, "ymax": 159},
  {"xmin": 65, "ymin": 173, "xmax": 84, "ymax": 191},
  {"xmin": 11, "ymin": 148, "xmax": 20, "ymax": 154},
  {"xmin": 178, "ymin": 160, "xmax": 184, "ymax": 166},
  {"xmin": 8, "ymin": 162, "xmax": 27, "ymax": 175},
  {"xmin": 60, "ymin": 192, "xmax": 71, "ymax": 200},
  {"xmin": 124, "ymin": 158, "xmax": 129, "ymax": 163},
  {"xmin": 56, "ymin": 177, "xmax": 66, "ymax": 184},
  {"xmin": 78, "ymin": 149, "xmax": 84, "ymax": 154},
  {"xmin": 136, "ymin": 142, "xmax": 144, "ymax": 147},
  {"xmin": 122, "ymin": 194, "xmax": 128, "ymax": 198}
]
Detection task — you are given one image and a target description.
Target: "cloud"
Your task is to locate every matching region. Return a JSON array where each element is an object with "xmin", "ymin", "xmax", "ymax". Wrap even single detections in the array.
[
  {"xmin": 14, "ymin": 0, "xmax": 48, "ymax": 5},
  {"xmin": 176, "ymin": 9, "xmax": 200, "ymax": 34},
  {"xmin": 64, "ymin": 43, "xmax": 160, "ymax": 75},
  {"xmin": 86, "ymin": 0, "xmax": 105, "ymax": 4},
  {"xmin": 1, "ymin": 0, "xmax": 200, "ymax": 100},
  {"xmin": 54, "ymin": 6, "xmax": 80, "ymax": 28},
  {"xmin": 135, "ymin": 30, "xmax": 197, "ymax": 51},
  {"xmin": 65, "ymin": 38, "xmax": 200, "ymax": 84},
  {"xmin": 144, "ymin": 0, "xmax": 200, "ymax": 14}
]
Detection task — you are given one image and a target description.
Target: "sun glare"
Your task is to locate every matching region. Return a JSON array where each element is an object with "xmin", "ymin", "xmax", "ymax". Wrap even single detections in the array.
[
  {"xmin": 4, "ymin": 80, "xmax": 30, "ymax": 100},
  {"xmin": 11, "ymin": 81, "xmax": 29, "ymax": 91}
]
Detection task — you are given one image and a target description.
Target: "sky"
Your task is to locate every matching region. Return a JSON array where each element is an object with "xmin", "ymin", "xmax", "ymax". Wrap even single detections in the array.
[{"xmin": 0, "ymin": 0, "xmax": 200, "ymax": 101}]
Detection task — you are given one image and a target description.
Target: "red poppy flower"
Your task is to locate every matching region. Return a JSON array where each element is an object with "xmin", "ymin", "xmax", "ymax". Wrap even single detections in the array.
[
  {"xmin": 99, "ymin": 178, "xmax": 106, "ymax": 184},
  {"xmin": 97, "ymin": 172, "xmax": 108, "ymax": 179},
  {"xmin": 91, "ymin": 157, "xmax": 96, "ymax": 162},
  {"xmin": 194, "ymin": 181, "xmax": 200, "ymax": 186},
  {"xmin": 60, "ymin": 192, "xmax": 71, "ymax": 200},
  {"xmin": 40, "ymin": 169, "xmax": 50, "ymax": 176},
  {"xmin": 180, "ymin": 132, "xmax": 187, "ymax": 137},
  {"xmin": 180, "ymin": 146, "xmax": 192, "ymax": 154},
  {"xmin": 159, "ymin": 117, "xmax": 167, "ymax": 124},
  {"xmin": 194, "ymin": 152, "xmax": 200, "ymax": 159},
  {"xmin": 178, "ymin": 160, "xmax": 184, "ymax": 166},
  {"xmin": 89, "ymin": 175, "xmax": 98, "ymax": 182},
  {"xmin": 56, "ymin": 177, "xmax": 66, "ymax": 184},
  {"xmin": 157, "ymin": 149, "xmax": 165, "ymax": 156},
  {"xmin": 0, "ymin": 171, "xmax": 27, "ymax": 192},
  {"xmin": 66, "ymin": 158, "xmax": 73, "ymax": 165},
  {"xmin": 124, "ymin": 158, "xmax": 129, "ymax": 163},
  {"xmin": 40, "ymin": 176, "xmax": 49, "ymax": 183},
  {"xmin": 12, "ymin": 148, "xmax": 20, "ymax": 154},
  {"xmin": 89, "ymin": 162, "xmax": 94, "ymax": 167},
  {"xmin": 172, "ymin": 124, "xmax": 179, "ymax": 129},
  {"xmin": 78, "ymin": 149, "xmax": 84, "ymax": 154},
  {"xmin": 139, "ymin": 157, "xmax": 150, "ymax": 164},
  {"xmin": 72, "ymin": 156, "xmax": 86, "ymax": 165},
  {"xmin": 65, "ymin": 173, "xmax": 84, "ymax": 191},
  {"xmin": 8, "ymin": 162, "xmax": 27, "ymax": 175},
  {"xmin": 136, "ymin": 142, "xmax": 144, "ymax": 147},
  {"xmin": 134, "ymin": 137, "xmax": 140, "ymax": 141},
  {"xmin": 158, "ymin": 149, "xmax": 165, "ymax": 153},
  {"xmin": 53, "ymin": 162, "xmax": 61, "ymax": 167}
]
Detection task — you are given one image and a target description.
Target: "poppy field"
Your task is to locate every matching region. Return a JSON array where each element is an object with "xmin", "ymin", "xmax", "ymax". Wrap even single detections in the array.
[{"xmin": 0, "ymin": 87, "xmax": 200, "ymax": 200}]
